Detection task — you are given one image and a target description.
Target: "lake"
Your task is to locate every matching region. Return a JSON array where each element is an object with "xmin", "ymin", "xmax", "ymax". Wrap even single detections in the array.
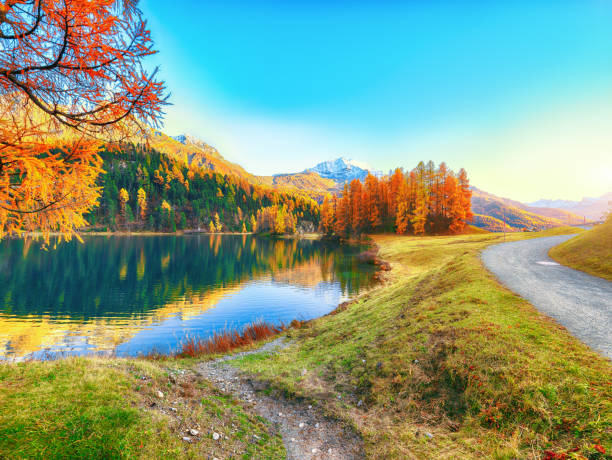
[{"xmin": 0, "ymin": 235, "xmax": 376, "ymax": 360}]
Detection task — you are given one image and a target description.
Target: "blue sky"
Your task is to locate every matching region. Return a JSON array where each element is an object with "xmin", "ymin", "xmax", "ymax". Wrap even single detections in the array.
[{"xmin": 140, "ymin": 0, "xmax": 612, "ymax": 202}]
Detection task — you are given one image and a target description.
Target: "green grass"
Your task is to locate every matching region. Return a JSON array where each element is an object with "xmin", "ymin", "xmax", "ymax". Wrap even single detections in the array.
[
  {"xmin": 0, "ymin": 357, "xmax": 285, "ymax": 459},
  {"xmin": 234, "ymin": 228, "xmax": 611, "ymax": 459},
  {"xmin": 550, "ymin": 217, "xmax": 612, "ymax": 281}
]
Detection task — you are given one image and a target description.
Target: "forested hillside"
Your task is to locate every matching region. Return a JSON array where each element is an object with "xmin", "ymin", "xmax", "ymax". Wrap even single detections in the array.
[{"xmin": 86, "ymin": 145, "xmax": 320, "ymax": 233}]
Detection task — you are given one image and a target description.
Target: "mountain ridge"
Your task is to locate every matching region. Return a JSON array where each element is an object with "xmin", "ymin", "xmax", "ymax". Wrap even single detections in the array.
[{"xmin": 159, "ymin": 133, "xmax": 595, "ymax": 231}]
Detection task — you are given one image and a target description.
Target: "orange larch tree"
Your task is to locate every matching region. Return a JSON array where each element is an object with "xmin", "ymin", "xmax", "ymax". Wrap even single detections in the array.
[
  {"xmin": 457, "ymin": 168, "xmax": 473, "ymax": 226},
  {"xmin": 0, "ymin": 0, "xmax": 166, "ymax": 241},
  {"xmin": 364, "ymin": 173, "xmax": 380, "ymax": 231},
  {"xmin": 349, "ymin": 178, "xmax": 365, "ymax": 233},
  {"xmin": 319, "ymin": 194, "xmax": 335, "ymax": 234},
  {"xmin": 333, "ymin": 184, "xmax": 349, "ymax": 236},
  {"xmin": 395, "ymin": 179, "xmax": 409, "ymax": 234},
  {"xmin": 387, "ymin": 168, "xmax": 404, "ymax": 228}
]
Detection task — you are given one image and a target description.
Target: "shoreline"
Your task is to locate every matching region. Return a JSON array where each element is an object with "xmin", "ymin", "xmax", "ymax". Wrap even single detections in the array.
[{"xmin": 17, "ymin": 230, "xmax": 324, "ymax": 239}]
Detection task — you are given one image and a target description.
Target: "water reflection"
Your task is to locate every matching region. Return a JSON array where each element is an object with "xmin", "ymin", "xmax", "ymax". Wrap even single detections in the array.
[{"xmin": 0, "ymin": 235, "xmax": 375, "ymax": 359}]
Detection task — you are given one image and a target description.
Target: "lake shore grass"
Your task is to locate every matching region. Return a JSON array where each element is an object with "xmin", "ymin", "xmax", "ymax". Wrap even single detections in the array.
[
  {"xmin": 549, "ymin": 216, "xmax": 612, "ymax": 281},
  {"xmin": 1, "ymin": 226, "xmax": 609, "ymax": 459},
  {"xmin": 176, "ymin": 321, "xmax": 286, "ymax": 358},
  {"xmin": 233, "ymin": 227, "xmax": 611, "ymax": 459}
]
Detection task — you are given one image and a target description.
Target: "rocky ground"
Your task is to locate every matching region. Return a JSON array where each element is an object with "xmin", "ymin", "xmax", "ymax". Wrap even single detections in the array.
[{"xmin": 196, "ymin": 338, "xmax": 365, "ymax": 460}]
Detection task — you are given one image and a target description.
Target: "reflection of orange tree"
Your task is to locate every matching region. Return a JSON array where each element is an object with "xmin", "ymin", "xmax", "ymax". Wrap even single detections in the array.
[
  {"xmin": 0, "ymin": 285, "xmax": 245, "ymax": 359},
  {"xmin": 0, "ymin": 236, "xmax": 374, "ymax": 358}
]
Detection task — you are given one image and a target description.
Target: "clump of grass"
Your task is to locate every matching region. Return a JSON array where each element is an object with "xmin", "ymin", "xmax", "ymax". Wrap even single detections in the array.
[{"xmin": 178, "ymin": 321, "xmax": 285, "ymax": 358}]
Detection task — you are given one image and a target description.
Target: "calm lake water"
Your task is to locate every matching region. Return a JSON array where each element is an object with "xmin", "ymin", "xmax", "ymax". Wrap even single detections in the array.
[{"xmin": 0, "ymin": 235, "xmax": 376, "ymax": 360}]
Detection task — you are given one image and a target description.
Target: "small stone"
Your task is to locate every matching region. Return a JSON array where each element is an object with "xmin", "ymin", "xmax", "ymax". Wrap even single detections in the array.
[
  {"xmin": 156, "ymin": 390, "xmax": 164, "ymax": 398},
  {"xmin": 299, "ymin": 422, "xmax": 305, "ymax": 428},
  {"xmin": 189, "ymin": 429, "xmax": 199, "ymax": 436},
  {"xmin": 212, "ymin": 432, "xmax": 220, "ymax": 441},
  {"xmin": 312, "ymin": 448, "xmax": 318, "ymax": 454},
  {"xmin": 182, "ymin": 436, "xmax": 192, "ymax": 443}
]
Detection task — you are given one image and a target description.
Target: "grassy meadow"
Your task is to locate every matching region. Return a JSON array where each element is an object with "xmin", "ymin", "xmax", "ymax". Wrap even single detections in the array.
[
  {"xmin": 0, "ymin": 357, "xmax": 285, "ymax": 459},
  {"xmin": 549, "ymin": 216, "xmax": 612, "ymax": 281},
  {"xmin": 0, "ymin": 227, "xmax": 610, "ymax": 459}
]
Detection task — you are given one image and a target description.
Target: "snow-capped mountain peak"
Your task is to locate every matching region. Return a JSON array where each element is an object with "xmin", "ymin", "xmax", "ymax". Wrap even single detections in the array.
[
  {"xmin": 304, "ymin": 157, "xmax": 378, "ymax": 183},
  {"xmin": 171, "ymin": 133, "xmax": 209, "ymax": 148}
]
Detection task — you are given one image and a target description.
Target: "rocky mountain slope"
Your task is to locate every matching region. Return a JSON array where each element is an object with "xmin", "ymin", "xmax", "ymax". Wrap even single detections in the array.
[{"xmin": 147, "ymin": 131, "xmax": 260, "ymax": 182}]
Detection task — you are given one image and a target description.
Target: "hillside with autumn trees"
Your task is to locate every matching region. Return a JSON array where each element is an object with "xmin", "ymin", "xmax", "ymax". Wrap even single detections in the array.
[
  {"xmin": 319, "ymin": 161, "xmax": 472, "ymax": 237},
  {"xmin": 87, "ymin": 145, "xmax": 320, "ymax": 234}
]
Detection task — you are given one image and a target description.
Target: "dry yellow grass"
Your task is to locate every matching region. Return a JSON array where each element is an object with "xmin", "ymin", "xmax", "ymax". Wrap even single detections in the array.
[{"xmin": 549, "ymin": 216, "xmax": 612, "ymax": 281}]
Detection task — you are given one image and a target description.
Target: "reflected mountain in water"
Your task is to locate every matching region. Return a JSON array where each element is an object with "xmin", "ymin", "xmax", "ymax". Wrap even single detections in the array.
[{"xmin": 0, "ymin": 235, "xmax": 376, "ymax": 359}]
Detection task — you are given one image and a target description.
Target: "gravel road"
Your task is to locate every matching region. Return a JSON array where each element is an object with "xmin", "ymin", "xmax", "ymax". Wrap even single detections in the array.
[{"xmin": 481, "ymin": 234, "xmax": 612, "ymax": 359}]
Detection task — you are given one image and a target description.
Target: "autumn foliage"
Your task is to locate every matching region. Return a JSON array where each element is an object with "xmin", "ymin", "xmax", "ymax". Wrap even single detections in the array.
[
  {"xmin": 320, "ymin": 161, "xmax": 473, "ymax": 236},
  {"xmin": 0, "ymin": 0, "xmax": 165, "ymax": 240}
]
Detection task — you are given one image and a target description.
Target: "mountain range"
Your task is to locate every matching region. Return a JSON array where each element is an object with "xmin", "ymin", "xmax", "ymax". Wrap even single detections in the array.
[
  {"xmin": 147, "ymin": 132, "xmax": 608, "ymax": 232},
  {"xmin": 527, "ymin": 194, "xmax": 612, "ymax": 221},
  {"xmin": 470, "ymin": 187, "xmax": 589, "ymax": 231}
]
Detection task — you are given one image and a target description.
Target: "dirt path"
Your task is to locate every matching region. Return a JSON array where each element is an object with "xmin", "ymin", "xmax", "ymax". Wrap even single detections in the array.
[{"xmin": 196, "ymin": 338, "xmax": 365, "ymax": 460}]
